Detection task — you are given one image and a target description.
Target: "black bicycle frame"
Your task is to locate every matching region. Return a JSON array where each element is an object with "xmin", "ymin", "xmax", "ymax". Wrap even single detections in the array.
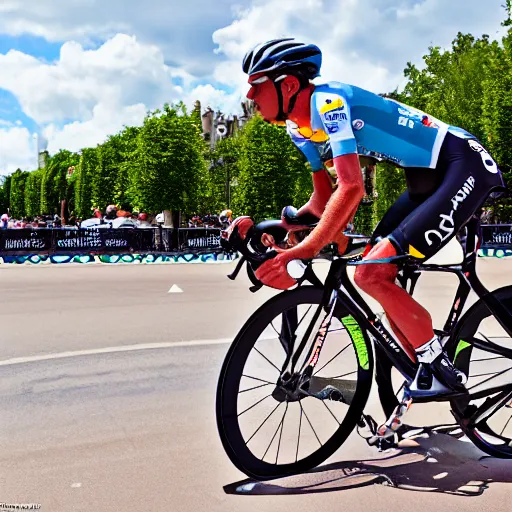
[{"xmin": 320, "ymin": 216, "xmax": 512, "ymax": 386}]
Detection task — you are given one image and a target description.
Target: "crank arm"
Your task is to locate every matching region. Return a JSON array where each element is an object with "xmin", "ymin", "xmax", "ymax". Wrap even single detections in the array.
[{"xmin": 305, "ymin": 376, "xmax": 357, "ymax": 405}]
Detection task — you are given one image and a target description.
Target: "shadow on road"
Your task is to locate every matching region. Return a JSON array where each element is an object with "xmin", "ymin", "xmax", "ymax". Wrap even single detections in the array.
[{"xmin": 224, "ymin": 425, "xmax": 512, "ymax": 497}]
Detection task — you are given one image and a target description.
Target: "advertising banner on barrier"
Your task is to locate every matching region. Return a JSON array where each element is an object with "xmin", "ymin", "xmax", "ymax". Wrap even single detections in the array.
[
  {"xmin": 178, "ymin": 228, "xmax": 222, "ymax": 251},
  {"xmin": 0, "ymin": 229, "xmax": 53, "ymax": 252},
  {"xmin": 480, "ymin": 224, "xmax": 512, "ymax": 247},
  {"xmin": 0, "ymin": 227, "xmax": 223, "ymax": 255}
]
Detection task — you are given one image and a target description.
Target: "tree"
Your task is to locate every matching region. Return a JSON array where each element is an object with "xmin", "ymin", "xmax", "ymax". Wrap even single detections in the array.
[
  {"xmin": 115, "ymin": 126, "xmax": 140, "ymax": 210},
  {"xmin": 232, "ymin": 116, "xmax": 308, "ymax": 222},
  {"xmin": 40, "ymin": 150, "xmax": 79, "ymax": 214},
  {"xmin": 128, "ymin": 103, "xmax": 207, "ymax": 217},
  {"xmin": 24, "ymin": 169, "xmax": 43, "ymax": 217},
  {"xmin": 191, "ymin": 100, "xmax": 202, "ymax": 132},
  {"xmin": 402, "ymin": 33, "xmax": 498, "ymax": 142},
  {"xmin": 91, "ymin": 134, "xmax": 123, "ymax": 211},
  {"xmin": 0, "ymin": 175, "xmax": 9, "ymax": 214},
  {"xmin": 9, "ymin": 169, "xmax": 29, "ymax": 218},
  {"xmin": 204, "ymin": 134, "xmax": 243, "ymax": 213},
  {"xmin": 75, "ymin": 147, "xmax": 98, "ymax": 219}
]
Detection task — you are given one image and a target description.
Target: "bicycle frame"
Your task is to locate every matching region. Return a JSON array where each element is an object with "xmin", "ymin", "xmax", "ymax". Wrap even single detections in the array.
[{"xmin": 315, "ymin": 216, "xmax": 512, "ymax": 401}]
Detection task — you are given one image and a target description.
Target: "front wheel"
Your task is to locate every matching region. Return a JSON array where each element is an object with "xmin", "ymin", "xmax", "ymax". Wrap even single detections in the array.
[{"xmin": 216, "ymin": 286, "xmax": 373, "ymax": 479}]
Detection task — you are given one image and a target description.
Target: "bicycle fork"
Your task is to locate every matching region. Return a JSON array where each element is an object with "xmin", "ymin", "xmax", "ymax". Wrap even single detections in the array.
[{"xmin": 278, "ymin": 291, "xmax": 343, "ymax": 401}]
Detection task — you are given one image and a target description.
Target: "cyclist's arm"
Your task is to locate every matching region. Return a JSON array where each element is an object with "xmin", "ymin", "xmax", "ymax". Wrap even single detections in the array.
[
  {"xmin": 287, "ymin": 154, "xmax": 364, "ymax": 259},
  {"xmin": 287, "ymin": 92, "xmax": 364, "ymax": 258},
  {"xmin": 287, "ymin": 123, "xmax": 334, "ymax": 218}
]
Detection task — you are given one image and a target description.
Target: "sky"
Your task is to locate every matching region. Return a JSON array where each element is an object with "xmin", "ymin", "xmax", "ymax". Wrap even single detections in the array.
[{"xmin": 0, "ymin": 0, "xmax": 507, "ymax": 174}]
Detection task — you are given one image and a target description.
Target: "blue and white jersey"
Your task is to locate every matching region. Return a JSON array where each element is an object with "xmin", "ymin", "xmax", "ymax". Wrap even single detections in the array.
[{"xmin": 286, "ymin": 82, "xmax": 474, "ymax": 170}]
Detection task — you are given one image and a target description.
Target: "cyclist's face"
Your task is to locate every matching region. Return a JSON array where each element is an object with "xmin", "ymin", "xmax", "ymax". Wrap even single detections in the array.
[{"xmin": 247, "ymin": 73, "xmax": 279, "ymax": 121}]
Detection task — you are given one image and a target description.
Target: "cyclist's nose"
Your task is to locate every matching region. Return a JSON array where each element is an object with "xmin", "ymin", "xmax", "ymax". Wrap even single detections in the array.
[{"xmin": 246, "ymin": 85, "xmax": 256, "ymax": 100}]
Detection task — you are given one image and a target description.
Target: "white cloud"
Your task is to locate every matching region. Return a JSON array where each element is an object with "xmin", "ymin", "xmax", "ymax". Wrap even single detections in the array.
[
  {"xmin": 0, "ymin": 0, "xmax": 253, "ymax": 76},
  {"xmin": 0, "ymin": 34, "xmax": 242, "ymax": 167},
  {"xmin": 213, "ymin": 0, "xmax": 507, "ymax": 94},
  {"xmin": 0, "ymin": 34, "xmax": 187, "ymax": 125},
  {"xmin": 0, "ymin": 126, "xmax": 35, "ymax": 174}
]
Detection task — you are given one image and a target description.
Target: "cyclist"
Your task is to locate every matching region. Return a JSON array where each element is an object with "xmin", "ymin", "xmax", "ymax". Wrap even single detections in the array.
[{"xmin": 242, "ymin": 37, "xmax": 505, "ymax": 396}]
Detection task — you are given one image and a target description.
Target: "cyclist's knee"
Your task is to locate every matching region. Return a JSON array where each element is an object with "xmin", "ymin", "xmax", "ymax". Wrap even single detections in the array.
[
  {"xmin": 354, "ymin": 238, "xmax": 398, "ymax": 293},
  {"xmin": 354, "ymin": 262, "xmax": 396, "ymax": 292}
]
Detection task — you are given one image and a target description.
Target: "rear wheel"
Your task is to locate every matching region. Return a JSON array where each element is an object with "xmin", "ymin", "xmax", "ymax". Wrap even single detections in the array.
[
  {"xmin": 216, "ymin": 286, "xmax": 373, "ymax": 479},
  {"xmin": 448, "ymin": 286, "xmax": 512, "ymax": 458}
]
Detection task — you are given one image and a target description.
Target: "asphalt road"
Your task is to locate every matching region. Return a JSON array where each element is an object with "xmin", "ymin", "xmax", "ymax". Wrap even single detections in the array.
[{"xmin": 1, "ymin": 258, "xmax": 511, "ymax": 511}]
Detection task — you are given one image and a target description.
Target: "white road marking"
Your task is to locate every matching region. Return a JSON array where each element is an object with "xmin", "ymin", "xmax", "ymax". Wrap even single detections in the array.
[
  {"xmin": 0, "ymin": 338, "xmax": 233, "ymax": 367},
  {"xmin": 168, "ymin": 284, "xmax": 184, "ymax": 293},
  {"xmin": 71, "ymin": 483, "xmax": 82, "ymax": 488}
]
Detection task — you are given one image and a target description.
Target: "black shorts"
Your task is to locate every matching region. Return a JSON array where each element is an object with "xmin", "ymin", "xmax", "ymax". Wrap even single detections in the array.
[{"xmin": 371, "ymin": 132, "xmax": 506, "ymax": 259}]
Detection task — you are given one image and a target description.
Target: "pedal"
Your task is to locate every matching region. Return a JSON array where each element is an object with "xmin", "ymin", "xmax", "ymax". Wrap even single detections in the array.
[
  {"xmin": 364, "ymin": 385, "xmax": 413, "ymax": 451},
  {"xmin": 367, "ymin": 433, "xmax": 400, "ymax": 451}
]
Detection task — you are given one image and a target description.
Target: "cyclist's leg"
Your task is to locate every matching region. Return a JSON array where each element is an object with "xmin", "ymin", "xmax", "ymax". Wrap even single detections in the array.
[
  {"xmin": 356, "ymin": 190, "xmax": 428, "ymax": 356},
  {"xmin": 355, "ymin": 133, "xmax": 504, "ymax": 390}
]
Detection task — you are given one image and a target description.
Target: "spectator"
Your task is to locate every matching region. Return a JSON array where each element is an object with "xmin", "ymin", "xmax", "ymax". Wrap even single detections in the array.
[
  {"xmin": 105, "ymin": 205, "xmax": 118, "ymax": 220},
  {"xmin": 1, "ymin": 213, "xmax": 9, "ymax": 229}
]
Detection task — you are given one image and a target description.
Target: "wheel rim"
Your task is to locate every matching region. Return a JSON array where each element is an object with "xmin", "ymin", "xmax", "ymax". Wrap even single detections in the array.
[{"xmin": 217, "ymin": 288, "xmax": 373, "ymax": 478}]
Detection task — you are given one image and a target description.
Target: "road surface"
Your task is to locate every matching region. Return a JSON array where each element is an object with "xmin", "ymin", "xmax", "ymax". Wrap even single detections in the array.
[{"xmin": 0, "ymin": 258, "xmax": 511, "ymax": 511}]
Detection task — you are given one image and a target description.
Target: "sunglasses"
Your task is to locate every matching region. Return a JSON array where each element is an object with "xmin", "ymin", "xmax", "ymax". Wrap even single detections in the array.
[{"xmin": 249, "ymin": 74, "xmax": 288, "ymax": 85}]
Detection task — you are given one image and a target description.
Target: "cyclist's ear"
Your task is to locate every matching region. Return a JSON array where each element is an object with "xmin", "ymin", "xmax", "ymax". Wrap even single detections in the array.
[{"xmin": 279, "ymin": 75, "xmax": 301, "ymax": 95}]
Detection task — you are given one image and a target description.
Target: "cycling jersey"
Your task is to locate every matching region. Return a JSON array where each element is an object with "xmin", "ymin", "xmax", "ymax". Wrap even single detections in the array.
[{"xmin": 286, "ymin": 82, "xmax": 474, "ymax": 170}]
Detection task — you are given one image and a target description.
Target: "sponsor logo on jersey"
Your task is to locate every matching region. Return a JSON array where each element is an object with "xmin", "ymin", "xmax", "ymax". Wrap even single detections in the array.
[
  {"xmin": 326, "ymin": 122, "xmax": 339, "ymax": 134},
  {"xmin": 320, "ymin": 97, "xmax": 345, "ymax": 114},
  {"xmin": 424, "ymin": 175, "xmax": 475, "ymax": 246},
  {"xmin": 352, "ymin": 119, "xmax": 364, "ymax": 131},
  {"xmin": 467, "ymin": 140, "xmax": 499, "ymax": 174},
  {"xmin": 358, "ymin": 145, "xmax": 401, "ymax": 165},
  {"xmin": 324, "ymin": 110, "xmax": 347, "ymax": 122}
]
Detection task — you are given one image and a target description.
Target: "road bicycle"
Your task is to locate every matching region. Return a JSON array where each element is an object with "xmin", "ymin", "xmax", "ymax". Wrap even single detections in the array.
[{"xmin": 216, "ymin": 210, "xmax": 512, "ymax": 480}]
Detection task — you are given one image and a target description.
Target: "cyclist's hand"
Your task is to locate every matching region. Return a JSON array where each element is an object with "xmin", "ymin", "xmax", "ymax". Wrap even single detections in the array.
[{"xmin": 255, "ymin": 252, "xmax": 297, "ymax": 290}]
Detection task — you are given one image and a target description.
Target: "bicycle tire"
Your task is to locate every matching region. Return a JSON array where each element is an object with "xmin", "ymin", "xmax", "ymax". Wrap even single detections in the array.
[
  {"xmin": 448, "ymin": 285, "xmax": 512, "ymax": 458},
  {"xmin": 216, "ymin": 286, "xmax": 374, "ymax": 480}
]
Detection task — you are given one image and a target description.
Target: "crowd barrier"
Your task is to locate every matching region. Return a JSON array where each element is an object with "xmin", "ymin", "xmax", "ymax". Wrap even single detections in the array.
[
  {"xmin": 0, "ymin": 224, "xmax": 511, "ymax": 264},
  {"xmin": 0, "ymin": 227, "xmax": 224, "ymax": 256}
]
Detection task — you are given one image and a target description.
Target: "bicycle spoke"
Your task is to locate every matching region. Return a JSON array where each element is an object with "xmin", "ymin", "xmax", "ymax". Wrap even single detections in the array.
[
  {"xmin": 245, "ymin": 402, "xmax": 282, "ymax": 444},
  {"xmin": 321, "ymin": 400, "xmax": 341, "ymax": 426},
  {"xmin": 471, "ymin": 389, "xmax": 512, "ymax": 426},
  {"xmin": 330, "ymin": 370, "xmax": 358, "ymax": 379},
  {"xmin": 261, "ymin": 404, "xmax": 287, "ymax": 460},
  {"xmin": 297, "ymin": 305, "xmax": 313, "ymax": 330},
  {"xmin": 468, "ymin": 366, "xmax": 512, "ymax": 391},
  {"xmin": 270, "ymin": 320, "xmax": 280, "ymax": 337},
  {"xmin": 313, "ymin": 343, "xmax": 351, "ymax": 376},
  {"xmin": 473, "ymin": 356, "xmax": 506, "ymax": 362},
  {"xmin": 470, "ymin": 369, "xmax": 512, "ymax": 379},
  {"xmin": 242, "ymin": 374, "xmax": 275, "ymax": 385},
  {"xmin": 499, "ymin": 413, "xmax": 512, "ymax": 436},
  {"xmin": 296, "ymin": 405, "xmax": 303, "ymax": 463},
  {"xmin": 300, "ymin": 402, "xmax": 322, "ymax": 447},
  {"xmin": 239, "ymin": 382, "xmax": 273, "ymax": 394},
  {"xmin": 238, "ymin": 394, "xmax": 272, "ymax": 417},
  {"xmin": 253, "ymin": 347, "xmax": 281, "ymax": 373},
  {"xmin": 275, "ymin": 403, "xmax": 289, "ymax": 464}
]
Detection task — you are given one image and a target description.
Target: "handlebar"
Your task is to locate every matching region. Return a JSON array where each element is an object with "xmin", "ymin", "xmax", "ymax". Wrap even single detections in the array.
[{"xmin": 222, "ymin": 217, "xmax": 370, "ymax": 292}]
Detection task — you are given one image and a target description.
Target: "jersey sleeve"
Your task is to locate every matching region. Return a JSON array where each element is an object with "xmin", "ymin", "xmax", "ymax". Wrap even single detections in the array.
[
  {"xmin": 313, "ymin": 91, "xmax": 357, "ymax": 158},
  {"xmin": 286, "ymin": 121, "xmax": 324, "ymax": 172}
]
